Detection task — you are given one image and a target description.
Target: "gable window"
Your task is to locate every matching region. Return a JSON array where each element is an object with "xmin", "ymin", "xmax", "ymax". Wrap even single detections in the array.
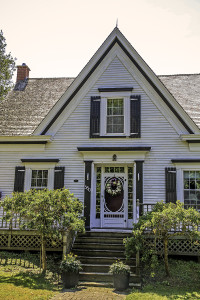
[
  {"xmin": 31, "ymin": 170, "xmax": 48, "ymax": 190},
  {"xmin": 90, "ymin": 92, "xmax": 141, "ymax": 138},
  {"xmin": 107, "ymin": 98, "xmax": 124, "ymax": 134},
  {"xmin": 101, "ymin": 94, "xmax": 129, "ymax": 136},
  {"xmin": 184, "ymin": 171, "xmax": 200, "ymax": 210}
]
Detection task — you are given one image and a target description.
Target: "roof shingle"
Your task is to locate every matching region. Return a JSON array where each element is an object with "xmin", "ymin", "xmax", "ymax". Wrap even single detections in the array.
[
  {"xmin": 0, "ymin": 74, "xmax": 200, "ymax": 136},
  {"xmin": 0, "ymin": 78, "xmax": 74, "ymax": 135},
  {"xmin": 159, "ymin": 74, "xmax": 200, "ymax": 128}
]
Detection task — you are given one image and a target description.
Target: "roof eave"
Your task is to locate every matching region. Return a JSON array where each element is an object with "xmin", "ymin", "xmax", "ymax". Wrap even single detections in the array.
[
  {"xmin": 0, "ymin": 135, "xmax": 52, "ymax": 143},
  {"xmin": 34, "ymin": 28, "xmax": 199, "ymax": 135}
]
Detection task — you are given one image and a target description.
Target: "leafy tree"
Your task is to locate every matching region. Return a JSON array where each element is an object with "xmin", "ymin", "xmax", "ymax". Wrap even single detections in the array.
[
  {"xmin": 0, "ymin": 30, "xmax": 16, "ymax": 100},
  {"xmin": 124, "ymin": 201, "xmax": 200, "ymax": 277},
  {"xmin": 1, "ymin": 189, "xmax": 85, "ymax": 272}
]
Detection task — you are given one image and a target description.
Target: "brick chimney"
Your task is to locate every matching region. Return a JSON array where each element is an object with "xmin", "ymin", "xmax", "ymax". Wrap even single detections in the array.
[{"xmin": 16, "ymin": 63, "xmax": 30, "ymax": 82}]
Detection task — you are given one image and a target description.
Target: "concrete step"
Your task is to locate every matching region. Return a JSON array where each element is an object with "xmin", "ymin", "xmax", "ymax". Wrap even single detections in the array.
[{"xmin": 74, "ymin": 242, "xmax": 125, "ymax": 251}]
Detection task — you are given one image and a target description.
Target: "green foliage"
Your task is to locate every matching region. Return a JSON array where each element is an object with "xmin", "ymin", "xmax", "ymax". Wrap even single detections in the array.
[
  {"xmin": 126, "ymin": 259, "xmax": 200, "ymax": 300},
  {"xmin": 60, "ymin": 253, "xmax": 82, "ymax": 273},
  {"xmin": 109, "ymin": 260, "xmax": 130, "ymax": 275},
  {"xmin": 124, "ymin": 201, "xmax": 200, "ymax": 276},
  {"xmin": 2, "ymin": 188, "xmax": 85, "ymax": 237},
  {"xmin": 0, "ymin": 30, "xmax": 16, "ymax": 100},
  {"xmin": 0, "ymin": 252, "xmax": 61, "ymax": 300},
  {"xmin": 1, "ymin": 189, "xmax": 85, "ymax": 271}
]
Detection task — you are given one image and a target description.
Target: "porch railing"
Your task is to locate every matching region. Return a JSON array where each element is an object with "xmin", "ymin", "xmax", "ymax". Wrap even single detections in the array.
[{"xmin": 137, "ymin": 201, "xmax": 200, "ymax": 232}]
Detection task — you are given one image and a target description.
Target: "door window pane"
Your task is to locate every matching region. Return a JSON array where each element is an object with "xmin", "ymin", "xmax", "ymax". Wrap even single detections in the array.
[
  {"xmin": 128, "ymin": 167, "xmax": 133, "ymax": 219},
  {"xmin": 96, "ymin": 167, "xmax": 101, "ymax": 219}
]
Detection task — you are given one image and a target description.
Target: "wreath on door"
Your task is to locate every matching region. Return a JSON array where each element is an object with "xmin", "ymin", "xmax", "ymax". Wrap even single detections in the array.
[{"xmin": 105, "ymin": 177, "xmax": 122, "ymax": 196}]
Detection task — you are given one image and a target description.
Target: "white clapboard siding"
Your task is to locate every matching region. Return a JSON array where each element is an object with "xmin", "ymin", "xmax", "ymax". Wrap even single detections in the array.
[{"xmin": 0, "ymin": 55, "xmax": 197, "ymax": 210}]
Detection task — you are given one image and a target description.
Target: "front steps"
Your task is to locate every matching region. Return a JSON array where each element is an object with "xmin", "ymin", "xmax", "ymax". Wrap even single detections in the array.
[{"xmin": 72, "ymin": 231, "xmax": 141, "ymax": 288}]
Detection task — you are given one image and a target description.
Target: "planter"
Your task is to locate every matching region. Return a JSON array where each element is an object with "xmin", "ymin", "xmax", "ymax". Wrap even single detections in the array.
[
  {"xmin": 113, "ymin": 273, "xmax": 130, "ymax": 291},
  {"xmin": 62, "ymin": 271, "xmax": 79, "ymax": 288}
]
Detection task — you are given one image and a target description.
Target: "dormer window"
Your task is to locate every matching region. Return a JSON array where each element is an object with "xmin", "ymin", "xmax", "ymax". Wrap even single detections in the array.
[{"xmin": 90, "ymin": 89, "xmax": 141, "ymax": 138}]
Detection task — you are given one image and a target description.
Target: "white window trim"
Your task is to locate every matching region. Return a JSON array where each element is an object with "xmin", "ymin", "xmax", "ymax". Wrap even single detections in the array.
[
  {"xmin": 23, "ymin": 162, "xmax": 57, "ymax": 191},
  {"xmin": 100, "ymin": 91, "xmax": 131, "ymax": 137},
  {"xmin": 176, "ymin": 163, "xmax": 200, "ymax": 204}
]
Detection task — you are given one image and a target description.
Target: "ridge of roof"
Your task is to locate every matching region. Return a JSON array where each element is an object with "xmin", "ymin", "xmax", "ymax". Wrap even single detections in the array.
[
  {"xmin": 27, "ymin": 77, "xmax": 75, "ymax": 80},
  {"xmin": 27, "ymin": 74, "xmax": 200, "ymax": 80}
]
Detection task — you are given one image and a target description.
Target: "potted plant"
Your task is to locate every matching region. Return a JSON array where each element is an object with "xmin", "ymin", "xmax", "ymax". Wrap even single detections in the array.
[
  {"xmin": 60, "ymin": 253, "xmax": 82, "ymax": 288},
  {"xmin": 109, "ymin": 260, "xmax": 130, "ymax": 291}
]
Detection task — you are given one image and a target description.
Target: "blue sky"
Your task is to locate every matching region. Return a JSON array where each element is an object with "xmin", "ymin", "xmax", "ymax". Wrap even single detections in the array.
[{"xmin": 1, "ymin": 0, "xmax": 200, "ymax": 78}]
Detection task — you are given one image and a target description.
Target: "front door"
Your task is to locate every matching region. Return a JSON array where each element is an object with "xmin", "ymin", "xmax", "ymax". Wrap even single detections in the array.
[
  {"xmin": 91, "ymin": 165, "xmax": 134, "ymax": 229},
  {"xmin": 101, "ymin": 170, "xmax": 127, "ymax": 228}
]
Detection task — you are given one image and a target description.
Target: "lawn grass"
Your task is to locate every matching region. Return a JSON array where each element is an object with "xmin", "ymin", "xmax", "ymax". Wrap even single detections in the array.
[
  {"xmin": 126, "ymin": 258, "xmax": 200, "ymax": 300},
  {"xmin": 0, "ymin": 252, "xmax": 60, "ymax": 300}
]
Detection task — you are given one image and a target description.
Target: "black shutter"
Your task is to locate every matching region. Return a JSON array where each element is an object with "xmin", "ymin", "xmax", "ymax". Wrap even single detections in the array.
[
  {"xmin": 54, "ymin": 167, "xmax": 65, "ymax": 189},
  {"xmin": 14, "ymin": 166, "xmax": 25, "ymax": 192},
  {"xmin": 90, "ymin": 96, "xmax": 101, "ymax": 138},
  {"xmin": 136, "ymin": 161, "xmax": 143, "ymax": 216},
  {"xmin": 165, "ymin": 167, "xmax": 177, "ymax": 203},
  {"xmin": 130, "ymin": 95, "xmax": 141, "ymax": 138}
]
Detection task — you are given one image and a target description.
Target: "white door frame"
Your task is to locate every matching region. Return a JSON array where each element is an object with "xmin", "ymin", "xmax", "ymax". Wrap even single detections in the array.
[
  {"xmin": 101, "ymin": 170, "xmax": 128, "ymax": 228},
  {"xmin": 90, "ymin": 163, "xmax": 135, "ymax": 229}
]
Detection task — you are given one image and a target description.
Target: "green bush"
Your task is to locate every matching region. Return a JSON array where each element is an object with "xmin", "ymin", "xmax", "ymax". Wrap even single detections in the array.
[
  {"xmin": 60, "ymin": 253, "xmax": 82, "ymax": 273},
  {"xmin": 109, "ymin": 260, "xmax": 130, "ymax": 275}
]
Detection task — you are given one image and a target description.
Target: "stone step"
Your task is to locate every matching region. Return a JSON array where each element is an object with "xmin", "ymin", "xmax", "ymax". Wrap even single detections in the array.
[
  {"xmin": 81, "ymin": 263, "xmax": 137, "ymax": 273},
  {"xmin": 79, "ymin": 272, "xmax": 141, "ymax": 284},
  {"xmin": 75, "ymin": 236, "xmax": 126, "ymax": 244},
  {"xmin": 78, "ymin": 256, "xmax": 136, "ymax": 265},
  {"xmin": 73, "ymin": 248, "xmax": 125, "ymax": 257},
  {"xmin": 78, "ymin": 231, "xmax": 132, "ymax": 238},
  {"xmin": 79, "ymin": 281, "xmax": 142, "ymax": 289},
  {"xmin": 74, "ymin": 242, "xmax": 125, "ymax": 251},
  {"xmin": 72, "ymin": 231, "xmax": 141, "ymax": 287}
]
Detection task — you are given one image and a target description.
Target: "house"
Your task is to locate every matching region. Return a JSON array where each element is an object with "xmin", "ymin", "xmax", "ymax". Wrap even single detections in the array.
[{"xmin": 1, "ymin": 27, "xmax": 200, "ymax": 231}]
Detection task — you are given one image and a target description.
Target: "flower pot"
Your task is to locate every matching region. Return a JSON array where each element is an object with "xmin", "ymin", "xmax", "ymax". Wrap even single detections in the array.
[
  {"xmin": 113, "ymin": 273, "xmax": 130, "ymax": 291},
  {"xmin": 62, "ymin": 271, "xmax": 79, "ymax": 288}
]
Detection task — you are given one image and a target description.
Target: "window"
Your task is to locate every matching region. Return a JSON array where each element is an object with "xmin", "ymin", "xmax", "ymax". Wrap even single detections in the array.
[
  {"xmin": 183, "ymin": 171, "xmax": 200, "ymax": 209},
  {"xmin": 107, "ymin": 98, "xmax": 124, "ymax": 134},
  {"xmin": 105, "ymin": 166, "xmax": 125, "ymax": 173},
  {"xmin": 31, "ymin": 170, "xmax": 48, "ymax": 190},
  {"xmin": 100, "ymin": 93, "xmax": 131, "ymax": 137},
  {"xmin": 90, "ymin": 93, "xmax": 141, "ymax": 138}
]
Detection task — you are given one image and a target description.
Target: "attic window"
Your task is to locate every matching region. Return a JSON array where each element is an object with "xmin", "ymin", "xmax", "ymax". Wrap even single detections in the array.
[
  {"xmin": 90, "ymin": 93, "xmax": 141, "ymax": 138},
  {"xmin": 100, "ymin": 92, "xmax": 130, "ymax": 136},
  {"xmin": 107, "ymin": 98, "xmax": 124, "ymax": 133}
]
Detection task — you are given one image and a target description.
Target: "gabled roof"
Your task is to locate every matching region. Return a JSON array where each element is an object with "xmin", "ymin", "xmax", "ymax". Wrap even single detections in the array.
[
  {"xmin": 0, "ymin": 78, "xmax": 74, "ymax": 135},
  {"xmin": 159, "ymin": 74, "xmax": 200, "ymax": 129},
  {"xmin": 0, "ymin": 28, "xmax": 200, "ymax": 136}
]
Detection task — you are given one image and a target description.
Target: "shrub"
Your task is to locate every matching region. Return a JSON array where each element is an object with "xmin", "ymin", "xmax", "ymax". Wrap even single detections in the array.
[
  {"xmin": 109, "ymin": 260, "xmax": 130, "ymax": 275},
  {"xmin": 60, "ymin": 253, "xmax": 82, "ymax": 273}
]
